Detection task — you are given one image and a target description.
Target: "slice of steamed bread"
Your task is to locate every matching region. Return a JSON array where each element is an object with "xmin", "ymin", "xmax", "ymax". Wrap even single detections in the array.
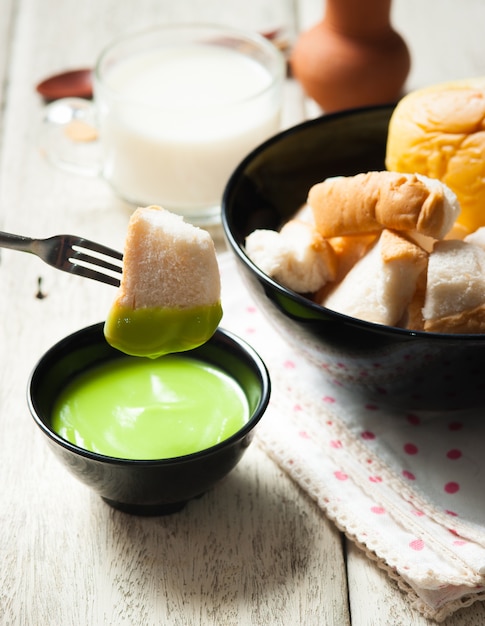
[
  {"xmin": 423, "ymin": 239, "xmax": 485, "ymax": 333},
  {"xmin": 104, "ymin": 206, "xmax": 222, "ymax": 358},
  {"xmin": 245, "ymin": 219, "xmax": 337, "ymax": 293},
  {"xmin": 323, "ymin": 229, "xmax": 428, "ymax": 326}
]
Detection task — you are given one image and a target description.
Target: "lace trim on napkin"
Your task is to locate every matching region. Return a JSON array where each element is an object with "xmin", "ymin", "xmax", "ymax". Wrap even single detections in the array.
[{"xmin": 257, "ymin": 381, "xmax": 485, "ymax": 622}]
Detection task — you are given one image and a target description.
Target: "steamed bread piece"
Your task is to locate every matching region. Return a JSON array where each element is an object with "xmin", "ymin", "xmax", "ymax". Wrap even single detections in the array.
[
  {"xmin": 464, "ymin": 226, "xmax": 485, "ymax": 249},
  {"xmin": 104, "ymin": 206, "xmax": 222, "ymax": 358},
  {"xmin": 245, "ymin": 219, "xmax": 337, "ymax": 293},
  {"xmin": 323, "ymin": 229, "xmax": 428, "ymax": 326},
  {"xmin": 423, "ymin": 239, "xmax": 485, "ymax": 333},
  {"xmin": 308, "ymin": 171, "xmax": 460, "ymax": 240},
  {"xmin": 385, "ymin": 77, "xmax": 485, "ymax": 233}
]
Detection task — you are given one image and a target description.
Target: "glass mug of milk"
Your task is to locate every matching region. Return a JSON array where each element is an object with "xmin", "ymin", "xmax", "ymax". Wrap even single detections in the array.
[{"xmin": 41, "ymin": 24, "xmax": 285, "ymax": 224}]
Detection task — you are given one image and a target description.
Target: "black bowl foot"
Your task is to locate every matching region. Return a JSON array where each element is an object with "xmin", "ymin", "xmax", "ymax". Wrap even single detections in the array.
[{"xmin": 102, "ymin": 497, "xmax": 190, "ymax": 516}]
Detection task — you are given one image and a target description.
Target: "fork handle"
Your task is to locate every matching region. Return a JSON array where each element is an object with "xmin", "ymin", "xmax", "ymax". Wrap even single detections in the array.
[{"xmin": 0, "ymin": 231, "xmax": 36, "ymax": 253}]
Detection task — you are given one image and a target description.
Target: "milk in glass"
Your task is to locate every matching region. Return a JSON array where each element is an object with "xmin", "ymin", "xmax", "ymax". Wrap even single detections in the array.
[{"xmin": 97, "ymin": 44, "xmax": 281, "ymax": 221}]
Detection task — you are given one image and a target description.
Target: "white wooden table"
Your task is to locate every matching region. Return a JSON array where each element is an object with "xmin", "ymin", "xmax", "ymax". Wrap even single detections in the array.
[{"xmin": 2, "ymin": 1, "xmax": 485, "ymax": 624}]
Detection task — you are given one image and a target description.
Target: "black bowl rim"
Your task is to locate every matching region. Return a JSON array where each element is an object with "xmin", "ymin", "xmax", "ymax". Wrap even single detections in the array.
[
  {"xmin": 27, "ymin": 323, "xmax": 271, "ymax": 466},
  {"xmin": 221, "ymin": 104, "xmax": 485, "ymax": 343}
]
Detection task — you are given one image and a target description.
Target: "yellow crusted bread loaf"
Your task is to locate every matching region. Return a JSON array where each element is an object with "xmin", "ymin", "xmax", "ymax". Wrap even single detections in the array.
[{"xmin": 385, "ymin": 77, "xmax": 485, "ymax": 233}]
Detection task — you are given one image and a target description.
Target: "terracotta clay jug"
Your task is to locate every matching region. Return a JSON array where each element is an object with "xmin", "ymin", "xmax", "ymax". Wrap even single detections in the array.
[{"xmin": 290, "ymin": 0, "xmax": 411, "ymax": 112}]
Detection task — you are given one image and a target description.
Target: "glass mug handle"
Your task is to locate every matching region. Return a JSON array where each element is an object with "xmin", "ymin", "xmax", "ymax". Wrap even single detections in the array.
[{"xmin": 39, "ymin": 98, "xmax": 102, "ymax": 177}]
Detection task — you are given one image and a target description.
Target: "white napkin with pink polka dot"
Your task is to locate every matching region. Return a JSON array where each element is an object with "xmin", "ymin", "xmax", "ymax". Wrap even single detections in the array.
[{"xmin": 220, "ymin": 252, "xmax": 485, "ymax": 622}]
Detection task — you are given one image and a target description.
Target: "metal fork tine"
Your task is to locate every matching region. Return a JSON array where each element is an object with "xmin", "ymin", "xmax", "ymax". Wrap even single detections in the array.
[
  {"xmin": 0, "ymin": 231, "xmax": 124, "ymax": 287},
  {"xmin": 72, "ymin": 238, "xmax": 123, "ymax": 261},
  {"xmin": 69, "ymin": 250, "xmax": 124, "ymax": 274},
  {"xmin": 65, "ymin": 236, "xmax": 123, "ymax": 285},
  {"xmin": 67, "ymin": 263, "xmax": 121, "ymax": 287}
]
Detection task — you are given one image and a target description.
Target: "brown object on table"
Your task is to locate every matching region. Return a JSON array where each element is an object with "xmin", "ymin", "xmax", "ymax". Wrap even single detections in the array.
[
  {"xmin": 36, "ymin": 68, "xmax": 93, "ymax": 101},
  {"xmin": 290, "ymin": 0, "xmax": 410, "ymax": 112}
]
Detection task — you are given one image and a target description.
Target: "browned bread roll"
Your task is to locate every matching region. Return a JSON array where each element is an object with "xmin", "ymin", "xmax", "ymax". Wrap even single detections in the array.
[{"xmin": 308, "ymin": 171, "xmax": 460, "ymax": 240}]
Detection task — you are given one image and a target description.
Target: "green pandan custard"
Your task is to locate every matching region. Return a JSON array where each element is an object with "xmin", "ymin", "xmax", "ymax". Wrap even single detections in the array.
[
  {"xmin": 104, "ymin": 301, "xmax": 222, "ymax": 358},
  {"xmin": 52, "ymin": 354, "xmax": 249, "ymax": 460}
]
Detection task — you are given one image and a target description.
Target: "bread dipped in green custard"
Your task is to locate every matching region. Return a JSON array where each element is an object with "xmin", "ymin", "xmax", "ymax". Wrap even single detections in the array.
[{"xmin": 104, "ymin": 206, "xmax": 222, "ymax": 358}]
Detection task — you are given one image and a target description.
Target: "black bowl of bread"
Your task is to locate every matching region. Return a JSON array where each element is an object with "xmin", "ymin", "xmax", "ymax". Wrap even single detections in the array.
[{"xmin": 222, "ymin": 80, "xmax": 485, "ymax": 411}]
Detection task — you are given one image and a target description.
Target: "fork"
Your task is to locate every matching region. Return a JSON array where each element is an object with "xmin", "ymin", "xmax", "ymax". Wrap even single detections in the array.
[{"xmin": 0, "ymin": 231, "xmax": 123, "ymax": 287}]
